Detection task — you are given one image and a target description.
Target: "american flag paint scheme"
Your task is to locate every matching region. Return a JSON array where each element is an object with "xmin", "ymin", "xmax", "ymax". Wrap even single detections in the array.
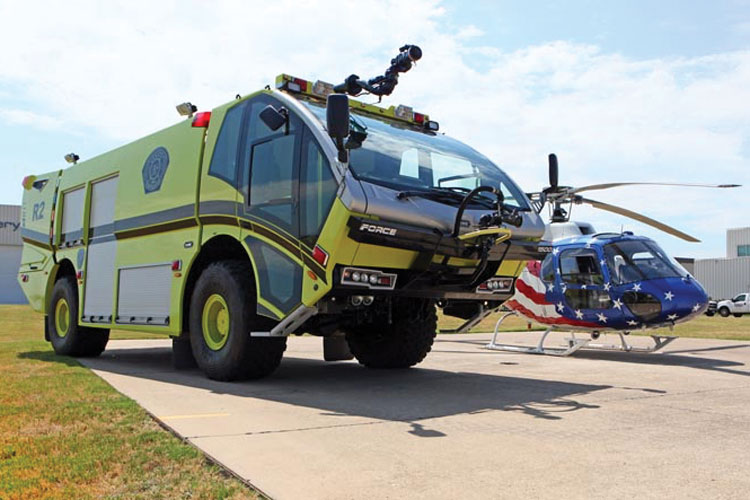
[{"xmin": 505, "ymin": 233, "xmax": 709, "ymax": 332}]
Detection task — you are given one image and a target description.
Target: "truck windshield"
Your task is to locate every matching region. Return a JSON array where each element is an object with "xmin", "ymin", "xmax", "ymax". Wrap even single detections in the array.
[
  {"xmin": 302, "ymin": 101, "xmax": 530, "ymax": 210},
  {"xmin": 603, "ymin": 240, "xmax": 689, "ymax": 285}
]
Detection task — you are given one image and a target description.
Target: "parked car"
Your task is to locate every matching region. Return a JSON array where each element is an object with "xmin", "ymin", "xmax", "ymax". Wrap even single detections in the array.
[
  {"xmin": 705, "ymin": 300, "xmax": 718, "ymax": 317},
  {"xmin": 717, "ymin": 293, "xmax": 750, "ymax": 317}
]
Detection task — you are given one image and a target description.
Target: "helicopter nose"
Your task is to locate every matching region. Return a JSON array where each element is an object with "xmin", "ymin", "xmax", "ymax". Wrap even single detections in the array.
[{"xmin": 673, "ymin": 278, "xmax": 709, "ymax": 317}]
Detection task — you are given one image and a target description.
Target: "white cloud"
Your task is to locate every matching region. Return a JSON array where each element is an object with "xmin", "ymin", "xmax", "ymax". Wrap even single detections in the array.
[
  {"xmin": 0, "ymin": 0, "xmax": 747, "ymax": 257},
  {"xmin": 0, "ymin": 109, "xmax": 62, "ymax": 129}
]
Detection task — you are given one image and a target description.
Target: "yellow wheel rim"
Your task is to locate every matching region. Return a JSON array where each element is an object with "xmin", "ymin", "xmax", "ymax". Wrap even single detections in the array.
[
  {"xmin": 55, "ymin": 298, "xmax": 70, "ymax": 338},
  {"xmin": 202, "ymin": 294, "xmax": 230, "ymax": 351}
]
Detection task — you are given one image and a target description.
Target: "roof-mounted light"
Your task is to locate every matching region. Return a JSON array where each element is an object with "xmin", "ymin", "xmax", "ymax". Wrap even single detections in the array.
[
  {"xmin": 395, "ymin": 105, "xmax": 414, "ymax": 121},
  {"xmin": 312, "ymin": 80, "xmax": 334, "ymax": 98},
  {"xmin": 176, "ymin": 102, "xmax": 197, "ymax": 118},
  {"xmin": 64, "ymin": 153, "xmax": 79, "ymax": 165},
  {"xmin": 191, "ymin": 111, "xmax": 211, "ymax": 128}
]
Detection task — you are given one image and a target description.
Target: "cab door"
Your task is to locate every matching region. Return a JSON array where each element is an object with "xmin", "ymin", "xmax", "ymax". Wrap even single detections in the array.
[{"xmin": 238, "ymin": 95, "xmax": 305, "ymax": 320}]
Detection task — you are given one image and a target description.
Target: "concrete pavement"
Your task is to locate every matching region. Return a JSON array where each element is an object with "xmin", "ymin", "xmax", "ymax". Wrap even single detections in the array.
[{"xmin": 79, "ymin": 332, "xmax": 750, "ymax": 499}]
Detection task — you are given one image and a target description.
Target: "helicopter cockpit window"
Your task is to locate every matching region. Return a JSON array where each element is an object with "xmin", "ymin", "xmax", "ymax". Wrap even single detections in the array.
[
  {"xmin": 559, "ymin": 249, "xmax": 604, "ymax": 286},
  {"xmin": 603, "ymin": 240, "xmax": 687, "ymax": 285}
]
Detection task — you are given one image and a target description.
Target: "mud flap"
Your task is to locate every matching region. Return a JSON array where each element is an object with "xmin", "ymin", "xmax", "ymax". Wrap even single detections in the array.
[
  {"xmin": 323, "ymin": 336, "xmax": 354, "ymax": 361},
  {"xmin": 172, "ymin": 337, "xmax": 198, "ymax": 369}
]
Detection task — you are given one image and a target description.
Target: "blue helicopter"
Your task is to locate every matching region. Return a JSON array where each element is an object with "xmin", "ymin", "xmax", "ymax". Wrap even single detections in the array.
[{"xmin": 488, "ymin": 154, "xmax": 740, "ymax": 356}]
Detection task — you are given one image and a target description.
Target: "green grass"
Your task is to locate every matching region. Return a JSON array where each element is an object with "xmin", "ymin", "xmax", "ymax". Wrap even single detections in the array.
[
  {"xmin": 0, "ymin": 305, "xmax": 257, "ymax": 500},
  {"xmin": 438, "ymin": 308, "xmax": 750, "ymax": 341}
]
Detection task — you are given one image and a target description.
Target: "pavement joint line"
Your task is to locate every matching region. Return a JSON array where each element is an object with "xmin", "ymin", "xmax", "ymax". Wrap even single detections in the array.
[
  {"xmin": 593, "ymin": 383, "xmax": 750, "ymax": 405},
  {"xmin": 185, "ymin": 419, "xmax": 388, "ymax": 440},
  {"xmin": 158, "ymin": 412, "xmax": 231, "ymax": 420}
]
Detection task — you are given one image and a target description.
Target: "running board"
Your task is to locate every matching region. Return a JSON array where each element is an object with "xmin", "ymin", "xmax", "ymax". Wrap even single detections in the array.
[
  {"xmin": 251, "ymin": 305, "xmax": 318, "ymax": 337},
  {"xmin": 485, "ymin": 311, "xmax": 677, "ymax": 356}
]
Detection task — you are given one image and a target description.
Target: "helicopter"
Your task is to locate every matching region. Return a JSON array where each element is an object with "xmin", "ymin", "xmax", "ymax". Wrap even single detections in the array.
[{"xmin": 486, "ymin": 154, "xmax": 740, "ymax": 356}]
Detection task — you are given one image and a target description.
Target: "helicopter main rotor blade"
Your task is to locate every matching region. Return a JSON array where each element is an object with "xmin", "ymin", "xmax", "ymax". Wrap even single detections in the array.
[
  {"xmin": 569, "ymin": 182, "xmax": 740, "ymax": 195},
  {"xmin": 578, "ymin": 197, "xmax": 701, "ymax": 242}
]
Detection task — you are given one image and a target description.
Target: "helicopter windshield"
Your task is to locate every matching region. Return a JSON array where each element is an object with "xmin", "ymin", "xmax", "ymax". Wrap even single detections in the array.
[
  {"xmin": 301, "ymin": 101, "xmax": 530, "ymax": 210},
  {"xmin": 603, "ymin": 240, "xmax": 689, "ymax": 285}
]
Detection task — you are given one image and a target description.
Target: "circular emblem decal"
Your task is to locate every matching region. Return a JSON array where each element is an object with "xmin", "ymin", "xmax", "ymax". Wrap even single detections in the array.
[{"xmin": 142, "ymin": 147, "xmax": 170, "ymax": 194}]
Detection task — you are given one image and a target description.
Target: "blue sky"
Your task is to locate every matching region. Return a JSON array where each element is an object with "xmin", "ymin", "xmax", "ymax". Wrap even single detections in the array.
[{"xmin": 0, "ymin": 0, "xmax": 747, "ymax": 259}]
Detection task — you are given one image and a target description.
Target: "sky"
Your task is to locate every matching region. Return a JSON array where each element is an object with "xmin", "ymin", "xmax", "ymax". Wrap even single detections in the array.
[{"xmin": 0, "ymin": 0, "xmax": 748, "ymax": 259}]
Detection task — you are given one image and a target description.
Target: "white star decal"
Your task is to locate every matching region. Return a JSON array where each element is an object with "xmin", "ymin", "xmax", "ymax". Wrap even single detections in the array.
[
  {"xmin": 692, "ymin": 303, "xmax": 702, "ymax": 312},
  {"xmin": 581, "ymin": 284, "xmax": 587, "ymax": 289},
  {"xmin": 664, "ymin": 291, "xmax": 674, "ymax": 301},
  {"xmin": 667, "ymin": 313, "xmax": 678, "ymax": 321},
  {"xmin": 632, "ymin": 283, "xmax": 642, "ymax": 292},
  {"xmin": 603, "ymin": 282, "xmax": 611, "ymax": 291},
  {"xmin": 547, "ymin": 283, "xmax": 555, "ymax": 292},
  {"xmin": 575, "ymin": 309, "xmax": 584, "ymax": 319},
  {"xmin": 627, "ymin": 320, "xmax": 639, "ymax": 327},
  {"xmin": 552, "ymin": 247, "xmax": 560, "ymax": 255},
  {"xmin": 613, "ymin": 298, "xmax": 623, "ymax": 310},
  {"xmin": 561, "ymin": 283, "xmax": 567, "ymax": 291},
  {"xmin": 556, "ymin": 302, "xmax": 564, "ymax": 312},
  {"xmin": 585, "ymin": 242, "xmax": 592, "ymax": 249},
  {"xmin": 600, "ymin": 259, "xmax": 606, "ymax": 267},
  {"xmin": 597, "ymin": 313, "xmax": 608, "ymax": 323}
]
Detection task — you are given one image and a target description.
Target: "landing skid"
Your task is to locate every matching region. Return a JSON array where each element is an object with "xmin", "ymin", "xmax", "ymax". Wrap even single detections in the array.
[{"xmin": 485, "ymin": 311, "xmax": 677, "ymax": 357}]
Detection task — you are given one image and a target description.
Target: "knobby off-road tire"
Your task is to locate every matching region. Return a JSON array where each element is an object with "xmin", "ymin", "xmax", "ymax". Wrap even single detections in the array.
[
  {"xmin": 733, "ymin": 313, "xmax": 743, "ymax": 318},
  {"xmin": 189, "ymin": 260, "xmax": 286, "ymax": 381},
  {"xmin": 48, "ymin": 276, "xmax": 110, "ymax": 357},
  {"xmin": 719, "ymin": 307, "xmax": 731, "ymax": 318},
  {"xmin": 345, "ymin": 298, "xmax": 437, "ymax": 369}
]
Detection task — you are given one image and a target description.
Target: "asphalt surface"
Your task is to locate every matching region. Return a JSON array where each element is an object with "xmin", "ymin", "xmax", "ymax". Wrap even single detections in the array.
[{"xmin": 80, "ymin": 332, "xmax": 750, "ymax": 499}]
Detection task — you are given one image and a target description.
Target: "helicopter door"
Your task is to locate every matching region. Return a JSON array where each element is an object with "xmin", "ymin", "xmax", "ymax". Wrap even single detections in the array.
[{"xmin": 558, "ymin": 248, "xmax": 613, "ymax": 314}]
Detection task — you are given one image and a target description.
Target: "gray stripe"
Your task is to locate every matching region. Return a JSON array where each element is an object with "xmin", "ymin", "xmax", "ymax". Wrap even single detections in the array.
[
  {"xmin": 199, "ymin": 200, "xmax": 239, "ymax": 216},
  {"xmin": 90, "ymin": 223, "xmax": 115, "ymax": 238},
  {"xmin": 21, "ymin": 227, "xmax": 49, "ymax": 243},
  {"xmin": 63, "ymin": 229, "xmax": 83, "ymax": 242},
  {"xmin": 90, "ymin": 234, "xmax": 117, "ymax": 245},
  {"xmin": 114, "ymin": 204, "xmax": 195, "ymax": 232}
]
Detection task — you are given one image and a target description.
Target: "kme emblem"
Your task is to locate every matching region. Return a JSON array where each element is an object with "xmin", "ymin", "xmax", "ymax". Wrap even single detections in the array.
[{"xmin": 142, "ymin": 147, "xmax": 169, "ymax": 194}]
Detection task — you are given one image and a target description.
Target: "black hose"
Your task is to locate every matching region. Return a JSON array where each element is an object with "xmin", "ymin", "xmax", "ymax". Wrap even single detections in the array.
[{"xmin": 451, "ymin": 186, "xmax": 500, "ymax": 238}]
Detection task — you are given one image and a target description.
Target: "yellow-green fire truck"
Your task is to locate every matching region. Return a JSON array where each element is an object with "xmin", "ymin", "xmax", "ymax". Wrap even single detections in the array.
[{"xmin": 19, "ymin": 52, "xmax": 547, "ymax": 380}]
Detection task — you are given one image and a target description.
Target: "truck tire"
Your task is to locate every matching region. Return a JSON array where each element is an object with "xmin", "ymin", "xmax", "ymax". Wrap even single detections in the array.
[
  {"xmin": 345, "ymin": 298, "xmax": 437, "ymax": 368},
  {"xmin": 719, "ymin": 307, "xmax": 731, "ymax": 317},
  {"xmin": 705, "ymin": 311, "xmax": 715, "ymax": 317},
  {"xmin": 189, "ymin": 260, "xmax": 286, "ymax": 381},
  {"xmin": 734, "ymin": 313, "xmax": 743, "ymax": 318},
  {"xmin": 48, "ymin": 276, "xmax": 110, "ymax": 357}
]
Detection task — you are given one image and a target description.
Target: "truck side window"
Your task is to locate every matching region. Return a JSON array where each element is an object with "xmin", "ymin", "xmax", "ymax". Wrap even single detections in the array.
[
  {"xmin": 249, "ymin": 134, "xmax": 297, "ymax": 232},
  {"xmin": 299, "ymin": 132, "xmax": 337, "ymax": 248},
  {"xmin": 208, "ymin": 104, "xmax": 245, "ymax": 186}
]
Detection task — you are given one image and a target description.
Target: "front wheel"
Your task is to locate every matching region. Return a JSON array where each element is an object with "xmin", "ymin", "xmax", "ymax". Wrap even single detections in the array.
[
  {"xmin": 345, "ymin": 298, "xmax": 437, "ymax": 368},
  {"xmin": 189, "ymin": 260, "xmax": 286, "ymax": 381},
  {"xmin": 48, "ymin": 276, "xmax": 109, "ymax": 357},
  {"xmin": 719, "ymin": 307, "xmax": 731, "ymax": 318}
]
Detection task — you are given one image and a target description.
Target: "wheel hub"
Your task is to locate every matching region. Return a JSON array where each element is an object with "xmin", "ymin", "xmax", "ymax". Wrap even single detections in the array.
[{"xmin": 202, "ymin": 294, "xmax": 230, "ymax": 351}]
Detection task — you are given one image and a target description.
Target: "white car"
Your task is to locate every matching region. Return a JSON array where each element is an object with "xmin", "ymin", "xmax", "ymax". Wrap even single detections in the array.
[{"xmin": 717, "ymin": 293, "xmax": 750, "ymax": 317}]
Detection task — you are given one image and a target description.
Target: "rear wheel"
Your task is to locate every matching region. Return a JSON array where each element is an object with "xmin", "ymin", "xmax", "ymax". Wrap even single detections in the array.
[
  {"xmin": 345, "ymin": 298, "xmax": 437, "ymax": 368},
  {"xmin": 734, "ymin": 313, "xmax": 743, "ymax": 318},
  {"xmin": 48, "ymin": 276, "xmax": 109, "ymax": 357},
  {"xmin": 719, "ymin": 307, "xmax": 731, "ymax": 318},
  {"xmin": 189, "ymin": 260, "xmax": 286, "ymax": 381}
]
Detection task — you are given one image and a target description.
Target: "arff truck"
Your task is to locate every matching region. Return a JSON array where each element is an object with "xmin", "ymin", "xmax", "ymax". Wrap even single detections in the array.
[{"xmin": 18, "ymin": 46, "xmax": 547, "ymax": 380}]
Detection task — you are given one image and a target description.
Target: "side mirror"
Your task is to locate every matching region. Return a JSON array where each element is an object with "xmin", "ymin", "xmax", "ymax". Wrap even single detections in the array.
[
  {"xmin": 327, "ymin": 94, "xmax": 350, "ymax": 162},
  {"xmin": 260, "ymin": 105, "xmax": 288, "ymax": 132}
]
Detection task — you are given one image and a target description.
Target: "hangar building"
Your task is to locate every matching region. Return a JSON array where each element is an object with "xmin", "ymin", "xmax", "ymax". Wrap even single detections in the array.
[
  {"xmin": 0, "ymin": 204, "xmax": 26, "ymax": 304},
  {"xmin": 694, "ymin": 227, "xmax": 750, "ymax": 301}
]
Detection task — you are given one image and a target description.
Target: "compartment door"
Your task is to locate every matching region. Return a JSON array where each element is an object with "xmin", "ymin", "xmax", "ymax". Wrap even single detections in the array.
[{"xmin": 83, "ymin": 175, "xmax": 118, "ymax": 322}]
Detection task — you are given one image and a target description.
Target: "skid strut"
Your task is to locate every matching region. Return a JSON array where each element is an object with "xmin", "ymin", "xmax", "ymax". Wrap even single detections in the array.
[{"xmin": 485, "ymin": 311, "xmax": 677, "ymax": 356}]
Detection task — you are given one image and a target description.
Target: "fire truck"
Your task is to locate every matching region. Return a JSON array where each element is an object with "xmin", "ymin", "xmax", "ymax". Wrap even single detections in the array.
[{"xmin": 18, "ymin": 46, "xmax": 547, "ymax": 380}]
